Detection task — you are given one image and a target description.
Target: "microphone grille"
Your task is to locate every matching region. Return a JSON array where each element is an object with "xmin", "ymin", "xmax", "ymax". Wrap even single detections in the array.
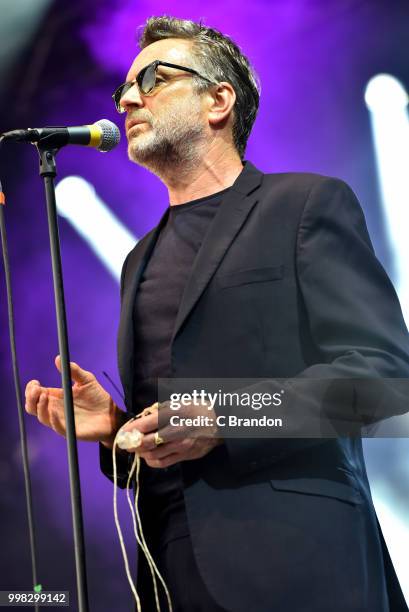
[{"xmin": 94, "ymin": 119, "xmax": 121, "ymax": 152}]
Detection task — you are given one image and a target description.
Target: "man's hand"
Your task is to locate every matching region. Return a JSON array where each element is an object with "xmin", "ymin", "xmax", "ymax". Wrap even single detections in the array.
[
  {"xmin": 25, "ymin": 355, "xmax": 127, "ymax": 446},
  {"xmin": 119, "ymin": 400, "xmax": 223, "ymax": 468}
]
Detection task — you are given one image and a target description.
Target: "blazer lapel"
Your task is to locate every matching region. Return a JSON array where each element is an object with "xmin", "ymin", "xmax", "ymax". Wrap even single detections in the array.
[{"xmin": 171, "ymin": 161, "xmax": 263, "ymax": 343}]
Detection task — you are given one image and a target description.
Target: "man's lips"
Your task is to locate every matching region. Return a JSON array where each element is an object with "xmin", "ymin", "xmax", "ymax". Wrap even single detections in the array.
[{"xmin": 126, "ymin": 119, "xmax": 149, "ymax": 133}]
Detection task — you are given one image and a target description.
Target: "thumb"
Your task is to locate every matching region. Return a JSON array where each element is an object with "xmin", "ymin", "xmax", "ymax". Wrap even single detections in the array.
[{"xmin": 54, "ymin": 355, "xmax": 94, "ymax": 385}]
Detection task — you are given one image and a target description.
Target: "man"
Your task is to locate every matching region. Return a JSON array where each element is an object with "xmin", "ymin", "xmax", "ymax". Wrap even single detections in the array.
[{"xmin": 25, "ymin": 16, "xmax": 409, "ymax": 612}]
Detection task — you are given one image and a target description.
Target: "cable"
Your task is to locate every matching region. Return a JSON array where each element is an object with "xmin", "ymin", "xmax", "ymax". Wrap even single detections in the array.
[
  {"xmin": 102, "ymin": 370, "xmax": 125, "ymax": 402},
  {"xmin": 112, "ymin": 408, "xmax": 173, "ymax": 612},
  {"xmin": 0, "ymin": 161, "xmax": 41, "ymax": 610}
]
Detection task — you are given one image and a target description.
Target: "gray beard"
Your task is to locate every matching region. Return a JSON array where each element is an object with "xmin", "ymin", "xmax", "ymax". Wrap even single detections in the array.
[{"xmin": 127, "ymin": 107, "xmax": 206, "ymax": 178}]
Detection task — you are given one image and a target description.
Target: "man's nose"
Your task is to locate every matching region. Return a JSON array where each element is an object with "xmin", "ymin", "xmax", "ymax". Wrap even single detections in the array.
[{"xmin": 120, "ymin": 82, "xmax": 144, "ymax": 111}]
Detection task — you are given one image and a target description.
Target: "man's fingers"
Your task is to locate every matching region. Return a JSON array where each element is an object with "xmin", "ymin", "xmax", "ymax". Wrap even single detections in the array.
[
  {"xmin": 55, "ymin": 355, "xmax": 94, "ymax": 385},
  {"xmin": 121, "ymin": 413, "xmax": 158, "ymax": 435},
  {"xmin": 144, "ymin": 453, "xmax": 181, "ymax": 469},
  {"xmin": 25, "ymin": 383, "xmax": 42, "ymax": 415},
  {"xmin": 25, "ymin": 379, "xmax": 41, "ymax": 391},
  {"xmin": 47, "ymin": 387, "xmax": 64, "ymax": 399},
  {"xmin": 49, "ymin": 409, "xmax": 66, "ymax": 437},
  {"xmin": 25, "ymin": 374, "xmax": 66, "ymax": 436},
  {"xmin": 25, "ymin": 380, "xmax": 41, "ymax": 400},
  {"xmin": 138, "ymin": 434, "xmax": 195, "ymax": 458},
  {"xmin": 121, "ymin": 429, "xmax": 175, "ymax": 454},
  {"xmin": 136, "ymin": 432, "xmax": 161, "ymax": 452},
  {"xmin": 139, "ymin": 439, "xmax": 185, "ymax": 459},
  {"xmin": 36, "ymin": 393, "xmax": 51, "ymax": 427},
  {"xmin": 137, "ymin": 432, "xmax": 174, "ymax": 453}
]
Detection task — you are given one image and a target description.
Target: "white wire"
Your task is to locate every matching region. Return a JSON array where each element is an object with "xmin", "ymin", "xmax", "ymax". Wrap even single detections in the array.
[{"xmin": 112, "ymin": 417, "xmax": 173, "ymax": 612}]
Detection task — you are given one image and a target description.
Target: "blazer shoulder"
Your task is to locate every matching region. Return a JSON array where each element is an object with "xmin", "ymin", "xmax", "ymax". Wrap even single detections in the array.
[
  {"xmin": 258, "ymin": 171, "xmax": 359, "ymax": 217},
  {"xmin": 261, "ymin": 170, "xmax": 352, "ymax": 195}
]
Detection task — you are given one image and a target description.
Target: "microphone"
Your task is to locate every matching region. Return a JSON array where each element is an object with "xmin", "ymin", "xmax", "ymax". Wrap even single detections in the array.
[{"xmin": 0, "ymin": 119, "xmax": 121, "ymax": 152}]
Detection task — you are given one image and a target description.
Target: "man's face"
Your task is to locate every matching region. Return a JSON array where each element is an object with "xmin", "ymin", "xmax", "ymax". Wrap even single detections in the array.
[{"xmin": 121, "ymin": 39, "xmax": 209, "ymax": 172}]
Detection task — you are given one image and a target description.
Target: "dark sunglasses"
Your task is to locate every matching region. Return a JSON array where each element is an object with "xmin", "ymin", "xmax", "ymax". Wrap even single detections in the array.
[{"xmin": 112, "ymin": 60, "xmax": 216, "ymax": 113}]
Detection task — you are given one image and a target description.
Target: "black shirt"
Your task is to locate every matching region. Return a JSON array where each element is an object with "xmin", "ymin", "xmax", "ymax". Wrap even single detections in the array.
[{"xmin": 132, "ymin": 187, "xmax": 230, "ymax": 546}]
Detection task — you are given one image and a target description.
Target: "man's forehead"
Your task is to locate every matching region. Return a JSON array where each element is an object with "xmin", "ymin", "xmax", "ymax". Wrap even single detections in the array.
[{"xmin": 126, "ymin": 38, "xmax": 194, "ymax": 80}]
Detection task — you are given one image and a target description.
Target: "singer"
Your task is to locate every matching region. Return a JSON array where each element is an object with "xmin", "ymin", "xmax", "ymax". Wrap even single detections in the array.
[{"xmin": 25, "ymin": 16, "xmax": 409, "ymax": 612}]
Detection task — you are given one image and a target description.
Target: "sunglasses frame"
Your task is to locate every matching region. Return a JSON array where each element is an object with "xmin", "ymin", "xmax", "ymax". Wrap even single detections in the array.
[{"xmin": 112, "ymin": 60, "xmax": 216, "ymax": 113}]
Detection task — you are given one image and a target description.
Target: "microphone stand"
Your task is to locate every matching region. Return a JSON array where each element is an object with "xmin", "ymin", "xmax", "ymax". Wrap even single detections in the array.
[{"xmin": 37, "ymin": 144, "xmax": 89, "ymax": 612}]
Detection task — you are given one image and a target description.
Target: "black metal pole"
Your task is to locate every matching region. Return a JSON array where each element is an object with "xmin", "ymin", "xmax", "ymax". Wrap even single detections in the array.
[
  {"xmin": 0, "ymin": 202, "xmax": 40, "ymax": 612},
  {"xmin": 37, "ymin": 146, "xmax": 89, "ymax": 612}
]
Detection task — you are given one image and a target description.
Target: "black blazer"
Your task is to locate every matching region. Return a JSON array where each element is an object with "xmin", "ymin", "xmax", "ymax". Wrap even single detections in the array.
[{"xmin": 101, "ymin": 162, "xmax": 409, "ymax": 611}]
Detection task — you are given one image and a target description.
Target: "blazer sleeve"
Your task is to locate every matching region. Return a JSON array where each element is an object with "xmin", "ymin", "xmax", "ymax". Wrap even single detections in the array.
[
  {"xmin": 99, "ymin": 251, "xmax": 133, "ymax": 489},
  {"xmin": 219, "ymin": 177, "xmax": 409, "ymax": 475}
]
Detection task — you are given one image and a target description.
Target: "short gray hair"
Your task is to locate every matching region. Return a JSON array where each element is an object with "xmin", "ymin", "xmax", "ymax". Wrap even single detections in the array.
[{"xmin": 138, "ymin": 16, "xmax": 260, "ymax": 159}]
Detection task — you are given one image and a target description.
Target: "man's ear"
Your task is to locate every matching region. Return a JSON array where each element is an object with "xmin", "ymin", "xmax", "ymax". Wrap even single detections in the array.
[{"xmin": 207, "ymin": 82, "xmax": 236, "ymax": 128}]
